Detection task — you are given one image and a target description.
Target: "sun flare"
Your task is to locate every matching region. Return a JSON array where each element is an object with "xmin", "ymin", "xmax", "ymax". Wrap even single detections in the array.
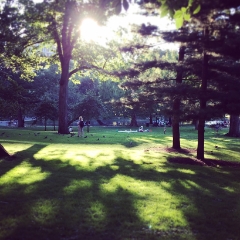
[
  {"xmin": 80, "ymin": 18, "xmax": 100, "ymax": 42},
  {"xmin": 80, "ymin": 17, "xmax": 120, "ymax": 45}
]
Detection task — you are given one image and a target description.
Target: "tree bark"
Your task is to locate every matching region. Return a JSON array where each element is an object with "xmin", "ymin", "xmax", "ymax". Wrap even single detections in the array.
[
  {"xmin": 44, "ymin": 116, "xmax": 47, "ymax": 131},
  {"xmin": 86, "ymin": 120, "xmax": 90, "ymax": 133},
  {"xmin": 58, "ymin": 67, "xmax": 69, "ymax": 134},
  {"xmin": 130, "ymin": 113, "xmax": 138, "ymax": 127},
  {"xmin": 197, "ymin": 50, "xmax": 208, "ymax": 160},
  {"xmin": 55, "ymin": 2, "xmax": 73, "ymax": 134},
  {"xmin": 149, "ymin": 113, "xmax": 153, "ymax": 124},
  {"xmin": 53, "ymin": 119, "xmax": 56, "ymax": 131},
  {"xmin": 227, "ymin": 114, "xmax": 240, "ymax": 137},
  {"xmin": 172, "ymin": 99, "xmax": 180, "ymax": 149},
  {"xmin": 172, "ymin": 45, "xmax": 185, "ymax": 149},
  {"xmin": 17, "ymin": 107, "xmax": 24, "ymax": 128}
]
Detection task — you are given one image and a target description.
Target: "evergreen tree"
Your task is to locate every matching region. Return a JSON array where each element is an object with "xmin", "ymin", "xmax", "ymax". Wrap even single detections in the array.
[{"xmin": 110, "ymin": 0, "xmax": 240, "ymax": 160}]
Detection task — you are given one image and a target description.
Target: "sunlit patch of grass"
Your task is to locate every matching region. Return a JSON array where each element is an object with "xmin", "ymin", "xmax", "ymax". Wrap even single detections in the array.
[
  {"xmin": 135, "ymin": 186, "xmax": 189, "ymax": 229},
  {"xmin": 183, "ymin": 180, "xmax": 202, "ymax": 189},
  {"xmin": 101, "ymin": 174, "xmax": 190, "ymax": 230},
  {"xmin": 133, "ymin": 136, "xmax": 157, "ymax": 144},
  {"xmin": 1, "ymin": 143, "xmax": 35, "ymax": 155},
  {"xmin": 127, "ymin": 150, "xmax": 151, "ymax": 162},
  {"xmin": 0, "ymin": 162, "xmax": 50, "ymax": 186},
  {"xmin": 222, "ymin": 186, "xmax": 235, "ymax": 193},
  {"xmin": 109, "ymin": 164, "xmax": 119, "ymax": 171},
  {"xmin": 63, "ymin": 179, "xmax": 92, "ymax": 195},
  {"xmin": 34, "ymin": 144, "xmax": 119, "ymax": 170},
  {"xmin": 178, "ymin": 169, "xmax": 196, "ymax": 175},
  {"xmin": 1, "ymin": 126, "xmax": 240, "ymax": 239}
]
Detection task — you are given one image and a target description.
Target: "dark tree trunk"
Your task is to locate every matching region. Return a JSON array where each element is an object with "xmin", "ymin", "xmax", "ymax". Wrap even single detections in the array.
[
  {"xmin": 227, "ymin": 114, "xmax": 240, "ymax": 137},
  {"xmin": 58, "ymin": 58, "xmax": 70, "ymax": 134},
  {"xmin": 172, "ymin": 45, "xmax": 185, "ymax": 149},
  {"xmin": 0, "ymin": 144, "xmax": 10, "ymax": 158},
  {"xmin": 197, "ymin": 117, "xmax": 205, "ymax": 160},
  {"xmin": 130, "ymin": 113, "xmax": 138, "ymax": 127},
  {"xmin": 168, "ymin": 117, "xmax": 172, "ymax": 126},
  {"xmin": 149, "ymin": 113, "xmax": 153, "ymax": 124},
  {"xmin": 56, "ymin": 2, "xmax": 73, "ymax": 134},
  {"xmin": 86, "ymin": 120, "xmax": 90, "ymax": 133},
  {"xmin": 17, "ymin": 108, "xmax": 24, "ymax": 128},
  {"xmin": 197, "ymin": 50, "xmax": 208, "ymax": 160},
  {"xmin": 44, "ymin": 117, "xmax": 47, "ymax": 131},
  {"xmin": 53, "ymin": 119, "xmax": 56, "ymax": 131},
  {"xmin": 172, "ymin": 98, "xmax": 181, "ymax": 149}
]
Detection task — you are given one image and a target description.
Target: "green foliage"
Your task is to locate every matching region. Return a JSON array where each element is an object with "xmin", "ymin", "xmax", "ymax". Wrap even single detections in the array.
[
  {"xmin": 193, "ymin": 4, "xmax": 201, "ymax": 14},
  {"xmin": 73, "ymin": 93, "xmax": 108, "ymax": 121},
  {"xmin": 158, "ymin": 0, "xmax": 201, "ymax": 28},
  {"xmin": 16, "ymin": 0, "xmax": 129, "ymax": 133},
  {"xmin": 67, "ymin": 76, "xmax": 114, "ymax": 122},
  {"xmin": 33, "ymin": 65, "xmax": 60, "ymax": 102},
  {"xmin": 173, "ymin": 7, "xmax": 192, "ymax": 28},
  {"xmin": 160, "ymin": 3, "xmax": 169, "ymax": 17},
  {"xmin": 35, "ymin": 101, "xmax": 58, "ymax": 121},
  {"xmin": 0, "ymin": 67, "xmax": 37, "ymax": 119}
]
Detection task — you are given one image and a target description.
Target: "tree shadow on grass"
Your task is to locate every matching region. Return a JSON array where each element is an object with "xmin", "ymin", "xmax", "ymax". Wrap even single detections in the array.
[
  {"xmin": 0, "ymin": 147, "xmax": 148, "ymax": 240},
  {"xmin": 1, "ymin": 146, "xmax": 240, "ymax": 239},
  {"xmin": 0, "ymin": 144, "xmax": 45, "ymax": 178},
  {"xmin": 163, "ymin": 166, "xmax": 240, "ymax": 239},
  {"xmin": 168, "ymin": 156, "xmax": 240, "ymax": 168}
]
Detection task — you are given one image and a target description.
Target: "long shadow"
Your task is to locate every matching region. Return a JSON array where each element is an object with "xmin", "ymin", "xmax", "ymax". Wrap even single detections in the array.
[
  {"xmin": 164, "ymin": 158, "xmax": 240, "ymax": 239},
  {"xmin": 0, "ymin": 144, "xmax": 45, "ymax": 177},
  {"xmin": 0, "ymin": 149, "xmax": 148, "ymax": 239},
  {"xmin": 1, "ymin": 144, "xmax": 240, "ymax": 239}
]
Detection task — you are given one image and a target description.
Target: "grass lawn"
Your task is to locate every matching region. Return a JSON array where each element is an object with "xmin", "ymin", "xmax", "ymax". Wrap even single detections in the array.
[{"xmin": 0, "ymin": 125, "xmax": 240, "ymax": 240}]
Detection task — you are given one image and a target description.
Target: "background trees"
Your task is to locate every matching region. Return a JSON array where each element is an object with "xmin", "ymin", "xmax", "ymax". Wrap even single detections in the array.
[
  {"xmin": 102, "ymin": 0, "xmax": 240, "ymax": 159},
  {"xmin": 1, "ymin": 0, "xmax": 240, "ymax": 161},
  {"xmin": 18, "ymin": 0, "xmax": 131, "ymax": 134},
  {"xmin": 35, "ymin": 101, "xmax": 58, "ymax": 131}
]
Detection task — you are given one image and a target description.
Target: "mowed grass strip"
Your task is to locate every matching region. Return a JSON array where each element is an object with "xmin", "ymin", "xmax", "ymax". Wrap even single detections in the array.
[{"xmin": 0, "ymin": 126, "xmax": 240, "ymax": 240}]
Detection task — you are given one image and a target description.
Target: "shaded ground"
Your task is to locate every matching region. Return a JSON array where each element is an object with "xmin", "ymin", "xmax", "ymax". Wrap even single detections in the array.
[
  {"xmin": 0, "ymin": 144, "xmax": 11, "ymax": 158},
  {"xmin": 145, "ymin": 147, "xmax": 240, "ymax": 168}
]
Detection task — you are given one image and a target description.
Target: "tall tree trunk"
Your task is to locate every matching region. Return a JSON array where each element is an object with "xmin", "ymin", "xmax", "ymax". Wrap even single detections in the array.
[
  {"xmin": 149, "ymin": 113, "xmax": 153, "ymax": 124},
  {"xmin": 86, "ymin": 120, "xmax": 90, "ymax": 133},
  {"xmin": 197, "ymin": 50, "xmax": 208, "ymax": 160},
  {"xmin": 56, "ymin": 2, "xmax": 73, "ymax": 134},
  {"xmin": 130, "ymin": 113, "xmax": 138, "ymax": 127},
  {"xmin": 17, "ymin": 107, "xmax": 24, "ymax": 128},
  {"xmin": 228, "ymin": 114, "xmax": 240, "ymax": 137},
  {"xmin": 44, "ymin": 117, "xmax": 47, "ymax": 131},
  {"xmin": 53, "ymin": 119, "xmax": 56, "ymax": 131},
  {"xmin": 172, "ymin": 45, "xmax": 185, "ymax": 149},
  {"xmin": 172, "ymin": 98, "xmax": 181, "ymax": 149},
  {"xmin": 58, "ymin": 59, "xmax": 70, "ymax": 134}
]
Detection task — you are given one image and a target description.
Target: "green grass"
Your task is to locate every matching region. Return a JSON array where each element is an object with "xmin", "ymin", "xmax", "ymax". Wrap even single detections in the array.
[{"xmin": 0, "ymin": 125, "xmax": 240, "ymax": 240}]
